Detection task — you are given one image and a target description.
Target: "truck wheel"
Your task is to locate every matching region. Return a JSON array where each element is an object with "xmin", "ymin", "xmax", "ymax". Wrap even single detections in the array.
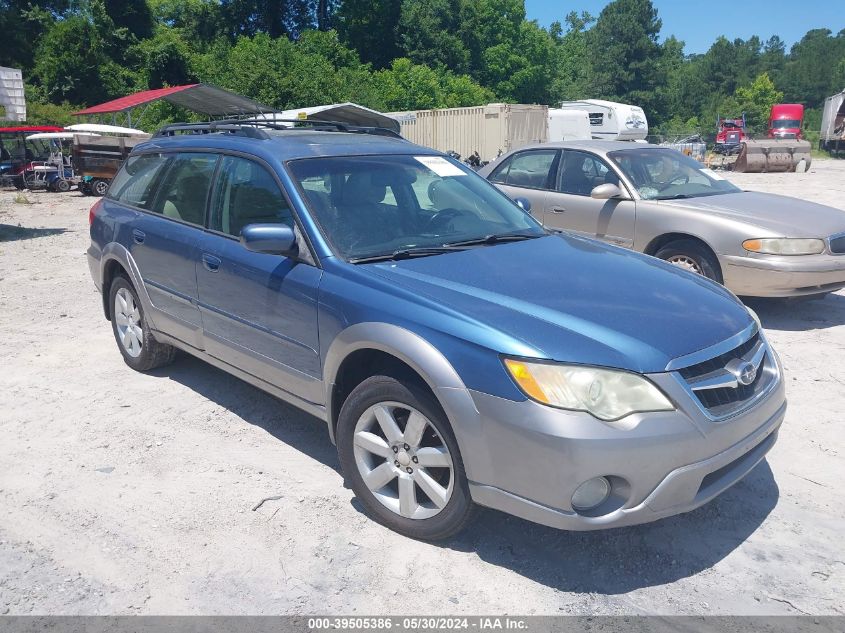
[
  {"xmin": 109, "ymin": 275, "xmax": 176, "ymax": 371},
  {"xmin": 55, "ymin": 179, "xmax": 71, "ymax": 193},
  {"xmin": 336, "ymin": 375, "xmax": 474, "ymax": 541},
  {"xmin": 655, "ymin": 239, "xmax": 722, "ymax": 283}
]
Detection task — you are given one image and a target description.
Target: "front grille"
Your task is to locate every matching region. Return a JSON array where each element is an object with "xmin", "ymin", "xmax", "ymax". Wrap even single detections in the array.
[
  {"xmin": 829, "ymin": 234, "xmax": 845, "ymax": 254},
  {"xmin": 677, "ymin": 332, "xmax": 775, "ymax": 419}
]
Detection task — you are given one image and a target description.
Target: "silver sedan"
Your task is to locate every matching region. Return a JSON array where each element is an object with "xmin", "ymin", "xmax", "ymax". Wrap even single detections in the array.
[{"xmin": 478, "ymin": 141, "xmax": 845, "ymax": 298}]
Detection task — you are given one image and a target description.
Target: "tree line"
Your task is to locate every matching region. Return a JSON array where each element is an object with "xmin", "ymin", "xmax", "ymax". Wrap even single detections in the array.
[{"xmin": 1, "ymin": 0, "xmax": 844, "ymax": 138}]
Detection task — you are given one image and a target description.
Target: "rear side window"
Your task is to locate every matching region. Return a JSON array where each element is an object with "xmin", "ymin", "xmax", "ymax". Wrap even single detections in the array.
[
  {"xmin": 209, "ymin": 156, "xmax": 294, "ymax": 237},
  {"xmin": 149, "ymin": 153, "xmax": 218, "ymax": 225},
  {"xmin": 489, "ymin": 150, "xmax": 558, "ymax": 190},
  {"xmin": 108, "ymin": 153, "xmax": 169, "ymax": 210}
]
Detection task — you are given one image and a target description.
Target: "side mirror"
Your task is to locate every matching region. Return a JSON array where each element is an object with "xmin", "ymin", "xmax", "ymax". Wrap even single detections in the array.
[
  {"xmin": 514, "ymin": 196, "xmax": 532, "ymax": 214},
  {"xmin": 590, "ymin": 183, "xmax": 626, "ymax": 200},
  {"xmin": 240, "ymin": 224, "xmax": 297, "ymax": 257}
]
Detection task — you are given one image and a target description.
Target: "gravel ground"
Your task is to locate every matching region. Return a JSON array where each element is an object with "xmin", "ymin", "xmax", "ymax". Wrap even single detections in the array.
[{"xmin": 1, "ymin": 160, "xmax": 844, "ymax": 616}]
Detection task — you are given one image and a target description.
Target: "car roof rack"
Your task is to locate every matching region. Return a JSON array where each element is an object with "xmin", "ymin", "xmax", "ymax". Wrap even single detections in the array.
[{"xmin": 153, "ymin": 118, "xmax": 403, "ymax": 140}]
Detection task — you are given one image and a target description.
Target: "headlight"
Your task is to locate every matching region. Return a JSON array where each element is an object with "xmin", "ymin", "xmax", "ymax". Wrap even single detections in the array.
[
  {"xmin": 742, "ymin": 238, "xmax": 825, "ymax": 255},
  {"xmin": 503, "ymin": 359, "xmax": 674, "ymax": 421}
]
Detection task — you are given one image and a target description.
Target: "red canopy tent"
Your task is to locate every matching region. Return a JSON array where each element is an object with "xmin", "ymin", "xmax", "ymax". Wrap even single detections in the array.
[{"xmin": 73, "ymin": 84, "xmax": 275, "ymax": 127}]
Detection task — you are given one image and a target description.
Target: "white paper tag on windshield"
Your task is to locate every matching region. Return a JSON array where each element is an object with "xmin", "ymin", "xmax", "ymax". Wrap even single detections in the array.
[
  {"xmin": 415, "ymin": 155, "xmax": 466, "ymax": 177},
  {"xmin": 700, "ymin": 168, "xmax": 725, "ymax": 180}
]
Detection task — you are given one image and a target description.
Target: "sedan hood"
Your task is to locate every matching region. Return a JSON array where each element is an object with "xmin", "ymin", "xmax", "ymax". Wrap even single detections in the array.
[
  {"xmin": 659, "ymin": 191, "xmax": 845, "ymax": 238},
  {"xmin": 363, "ymin": 235, "xmax": 752, "ymax": 373}
]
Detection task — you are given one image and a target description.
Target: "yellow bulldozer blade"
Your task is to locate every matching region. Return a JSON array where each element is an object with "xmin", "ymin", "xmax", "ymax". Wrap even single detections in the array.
[{"xmin": 734, "ymin": 139, "xmax": 812, "ymax": 173}]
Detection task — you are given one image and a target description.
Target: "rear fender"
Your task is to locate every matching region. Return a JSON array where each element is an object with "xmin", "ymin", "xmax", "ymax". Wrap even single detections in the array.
[{"xmin": 100, "ymin": 242, "xmax": 159, "ymax": 331}]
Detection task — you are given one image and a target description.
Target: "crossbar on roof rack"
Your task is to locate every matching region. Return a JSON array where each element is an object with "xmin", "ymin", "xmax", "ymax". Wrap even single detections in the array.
[{"xmin": 153, "ymin": 118, "xmax": 403, "ymax": 139}]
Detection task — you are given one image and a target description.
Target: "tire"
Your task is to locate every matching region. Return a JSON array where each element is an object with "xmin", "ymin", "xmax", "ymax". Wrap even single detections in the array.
[
  {"xmin": 55, "ymin": 179, "xmax": 71, "ymax": 193},
  {"xmin": 92, "ymin": 179, "xmax": 109, "ymax": 196},
  {"xmin": 654, "ymin": 239, "xmax": 722, "ymax": 283},
  {"xmin": 108, "ymin": 275, "xmax": 176, "ymax": 371},
  {"xmin": 336, "ymin": 375, "xmax": 474, "ymax": 540}
]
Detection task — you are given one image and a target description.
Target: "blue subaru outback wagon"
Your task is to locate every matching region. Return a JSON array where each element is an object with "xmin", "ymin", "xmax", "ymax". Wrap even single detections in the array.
[{"xmin": 87, "ymin": 120, "xmax": 786, "ymax": 540}]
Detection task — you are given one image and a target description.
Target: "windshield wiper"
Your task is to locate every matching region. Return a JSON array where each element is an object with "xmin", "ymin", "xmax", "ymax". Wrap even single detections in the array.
[
  {"xmin": 656, "ymin": 194, "xmax": 693, "ymax": 200},
  {"xmin": 444, "ymin": 232, "xmax": 543, "ymax": 247},
  {"xmin": 349, "ymin": 246, "xmax": 464, "ymax": 264}
]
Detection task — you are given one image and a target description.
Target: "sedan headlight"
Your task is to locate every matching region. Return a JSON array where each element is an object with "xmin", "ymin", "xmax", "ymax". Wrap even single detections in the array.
[
  {"xmin": 503, "ymin": 359, "xmax": 674, "ymax": 421},
  {"xmin": 742, "ymin": 238, "xmax": 825, "ymax": 255}
]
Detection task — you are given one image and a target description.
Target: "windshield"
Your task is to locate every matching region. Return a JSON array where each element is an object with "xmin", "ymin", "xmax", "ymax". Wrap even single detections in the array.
[
  {"xmin": 608, "ymin": 148, "xmax": 741, "ymax": 200},
  {"xmin": 288, "ymin": 154, "xmax": 545, "ymax": 261},
  {"xmin": 772, "ymin": 119, "xmax": 801, "ymax": 129}
]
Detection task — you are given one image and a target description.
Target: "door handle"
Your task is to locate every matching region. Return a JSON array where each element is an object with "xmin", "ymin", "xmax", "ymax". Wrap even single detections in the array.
[
  {"xmin": 202, "ymin": 253, "xmax": 221, "ymax": 273},
  {"xmin": 550, "ymin": 207, "xmax": 566, "ymax": 213},
  {"xmin": 132, "ymin": 229, "xmax": 145, "ymax": 244}
]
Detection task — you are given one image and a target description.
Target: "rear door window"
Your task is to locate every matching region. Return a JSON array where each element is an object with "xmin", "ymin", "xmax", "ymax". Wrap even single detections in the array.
[
  {"xmin": 107, "ymin": 153, "xmax": 170, "ymax": 210},
  {"xmin": 489, "ymin": 150, "xmax": 558, "ymax": 190},
  {"xmin": 149, "ymin": 153, "xmax": 218, "ymax": 225},
  {"xmin": 209, "ymin": 155, "xmax": 294, "ymax": 237}
]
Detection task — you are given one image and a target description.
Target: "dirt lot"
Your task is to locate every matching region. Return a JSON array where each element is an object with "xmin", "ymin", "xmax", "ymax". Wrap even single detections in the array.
[{"xmin": 1, "ymin": 160, "xmax": 844, "ymax": 616}]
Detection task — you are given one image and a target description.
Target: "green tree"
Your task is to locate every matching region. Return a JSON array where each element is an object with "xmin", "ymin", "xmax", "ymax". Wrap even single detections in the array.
[
  {"xmin": 547, "ymin": 11, "xmax": 595, "ymax": 102},
  {"xmin": 335, "ymin": 0, "xmax": 403, "ymax": 69},
  {"xmin": 781, "ymin": 29, "xmax": 845, "ymax": 106},
  {"xmin": 147, "ymin": 0, "xmax": 226, "ymax": 46},
  {"xmin": 587, "ymin": 0, "xmax": 664, "ymax": 114},
  {"xmin": 33, "ymin": 14, "xmax": 135, "ymax": 104},
  {"xmin": 134, "ymin": 27, "xmax": 197, "ymax": 88},
  {"xmin": 398, "ymin": 0, "xmax": 469, "ymax": 73}
]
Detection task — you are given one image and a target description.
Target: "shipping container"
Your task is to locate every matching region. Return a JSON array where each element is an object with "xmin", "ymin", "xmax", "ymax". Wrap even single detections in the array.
[{"xmin": 387, "ymin": 103, "xmax": 548, "ymax": 163}]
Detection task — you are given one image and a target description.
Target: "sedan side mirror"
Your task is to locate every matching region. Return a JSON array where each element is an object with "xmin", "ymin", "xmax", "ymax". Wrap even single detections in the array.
[
  {"xmin": 591, "ymin": 183, "xmax": 626, "ymax": 200},
  {"xmin": 514, "ymin": 196, "xmax": 532, "ymax": 214},
  {"xmin": 240, "ymin": 224, "xmax": 298, "ymax": 257}
]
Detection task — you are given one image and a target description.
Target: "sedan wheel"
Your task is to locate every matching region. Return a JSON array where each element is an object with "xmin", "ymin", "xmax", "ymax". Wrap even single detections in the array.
[
  {"xmin": 665, "ymin": 254, "xmax": 703, "ymax": 275},
  {"xmin": 353, "ymin": 401, "xmax": 454, "ymax": 519},
  {"xmin": 654, "ymin": 239, "xmax": 722, "ymax": 283}
]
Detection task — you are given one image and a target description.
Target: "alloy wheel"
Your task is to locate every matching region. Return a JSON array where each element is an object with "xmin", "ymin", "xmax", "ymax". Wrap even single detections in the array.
[
  {"xmin": 114, "ymin": 287, "xmax": 143, "ymax": 358},
  {"xmin": 353, "ymin": 401, "xmax": 454, "ymax": 520}
]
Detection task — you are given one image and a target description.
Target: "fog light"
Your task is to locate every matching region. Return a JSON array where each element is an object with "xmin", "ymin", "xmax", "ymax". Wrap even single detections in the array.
[{"xmin": 571, "ymin": 477, "xmax": 611, "ymax": 511}]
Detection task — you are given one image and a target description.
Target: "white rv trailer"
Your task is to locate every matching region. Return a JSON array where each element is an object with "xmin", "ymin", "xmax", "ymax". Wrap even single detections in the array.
[
  {"xmin": 557, "ymin": 99, "xmax": 648, "ymax": 141},
  {"xmin": 547, "ymin": 108, "xmax": 591, "ymax": 141}
]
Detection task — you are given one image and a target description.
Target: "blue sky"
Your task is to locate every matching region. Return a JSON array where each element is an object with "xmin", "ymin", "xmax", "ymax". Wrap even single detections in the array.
[{"xmin": 524, "ymin": 0, "xmax": 844, "ymax": 54}]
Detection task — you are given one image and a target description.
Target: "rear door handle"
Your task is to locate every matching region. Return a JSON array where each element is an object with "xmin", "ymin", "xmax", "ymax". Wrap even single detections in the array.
[
  {"xmin": 202, "ymin": 253, "xmax": 221, "ymax": 273},
  {"xmin": 132, "ymin": 229, "xmax": 145, "ymax": 244},
  {"xmin": 550, "ymin": 207, "xmax": 566, "ymax": 213}
]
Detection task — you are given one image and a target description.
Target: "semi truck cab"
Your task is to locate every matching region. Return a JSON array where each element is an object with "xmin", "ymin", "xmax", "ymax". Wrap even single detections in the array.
[{"xmin": 767, "ymin": 104, "xmax": 804, "ymax": 139}]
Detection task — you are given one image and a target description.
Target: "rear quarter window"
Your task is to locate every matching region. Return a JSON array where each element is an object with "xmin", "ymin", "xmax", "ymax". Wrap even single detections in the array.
[{"xmin": 107, "ymin": 153, "xmax": 170, "ymax": 210}]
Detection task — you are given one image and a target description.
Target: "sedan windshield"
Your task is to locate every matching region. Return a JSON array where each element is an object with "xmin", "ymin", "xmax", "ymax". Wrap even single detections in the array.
[
  {"xmin": 288, "ymin": 154, "xmax": 545, "ymax": 261},
  {"xmin": 608, "ymin": 148, "xmax": 741, "ymax": 200}
]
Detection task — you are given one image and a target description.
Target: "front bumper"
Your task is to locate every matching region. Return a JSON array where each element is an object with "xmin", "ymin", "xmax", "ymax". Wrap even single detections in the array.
[
  {"xmin": 465, "ymin": 362, "xmax": 786, "ymax": 531},
  {"xmin": 721, "ymin": 253, "xmax": 845, "ymax": 297}
]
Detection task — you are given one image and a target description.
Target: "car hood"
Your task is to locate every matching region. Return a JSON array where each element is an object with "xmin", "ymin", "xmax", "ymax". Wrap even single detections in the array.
[
  {"xmin": 658, "ymin": 191, "xmax": 845, "ymax": 237},
  {"xmin": 362, "ymin": 234, "xmax": 752, "ymax": 373}
]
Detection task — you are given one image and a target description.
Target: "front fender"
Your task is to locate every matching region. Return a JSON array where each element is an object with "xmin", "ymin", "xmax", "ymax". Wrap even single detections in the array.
[{"xmin": 323, "ymin": 322, "xmax": 490, "ymax": 482}]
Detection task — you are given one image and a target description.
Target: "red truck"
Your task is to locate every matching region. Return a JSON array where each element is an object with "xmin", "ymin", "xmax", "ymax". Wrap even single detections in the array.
[
  {"xmin": 714, "ymin": 115, "xmax": 748, "ymax": 153},
  {"xmin": 767, "ymin": 103, "xmax": 804, "ymax": 139}
]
